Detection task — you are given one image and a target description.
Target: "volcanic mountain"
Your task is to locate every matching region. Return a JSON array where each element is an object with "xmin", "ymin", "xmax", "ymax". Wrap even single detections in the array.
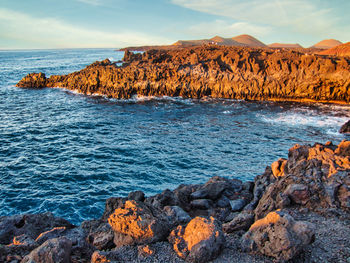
[
  {"xmin": 231, "ymin": 34, "xmax": 266, "ymax": 47},
  {"xmin": 319, "ymin": 42, "xmax": 350, "ymax": 56},
  {"xmin": 311, "ymin": 39, "xmax": 343, "ymax": 49},
  {"xmin": 268, "ymin": 43, "xmax": 303, "ymax": 49}
]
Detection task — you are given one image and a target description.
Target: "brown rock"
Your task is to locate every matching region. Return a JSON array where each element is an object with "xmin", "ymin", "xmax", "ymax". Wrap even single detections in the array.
[
  {"xmin": 16, "ymin": 45, "xmax": 350, "ymax": 103},
  {"xmin": 21, "ymin": 237, "xmax": 72, "ymax": 263},
  {"xmin": 223, "ymin": 212, "xmax": 254, "ymax": 233},
  {"xmin": 107, "ymin": 200, "xmax": 170, "ymax": 247},
  {"xmin": 284, "ymin": 184, "xmax": 310, "ymax": 205},
  {"xmin": 168, "ymin": 216, "xmax": 225, "ymax": 262},
  {"xmin": 241, "ymin": 210, "xmax": 315, "ymax": 261},
  {"xmin": 339, "ymin": 120, "xmax": 350, "ymax": 134}
]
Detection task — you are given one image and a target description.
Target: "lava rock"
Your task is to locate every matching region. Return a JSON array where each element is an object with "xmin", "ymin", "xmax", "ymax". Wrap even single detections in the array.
[
  {"xmin": 191, "ymin": 199, "xmax": 212, "ymax": 210},
  {"xmin": 108, "ymin": 200, "xmax": 170, "ymax": 247},
  {"xmin": 229, "ymin": 199, "xmax": 247, "ymax": 212},
  {"xmin": 223, "ymin": 212, "xmax": 254, "ymax": 233},
  {"xmin": 164, "ymin": 206, "xmax": 191, "ymax": 225},
  {"xmin": 340, "ymin": 120, "xmax": 350, "ymax": 134},
  {"xmin": 169, "ymin": 216, "xmax": 225, "ymax": 263},
  {"xmin": 128, "ymin": 191, "xmax": 145, "ymax": 202},
  {"xmin": 21, "ymin": 237, "xmax": 72, "ymax": 263},
  {"xmin": 241, "ymin": 210, "xmax": 315, "ymax": 261}
]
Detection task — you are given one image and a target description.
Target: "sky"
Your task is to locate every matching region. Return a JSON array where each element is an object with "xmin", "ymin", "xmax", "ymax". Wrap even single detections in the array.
[{"xmin": 0, "ymin": 0, "xmax": 349, "ymax": 49}]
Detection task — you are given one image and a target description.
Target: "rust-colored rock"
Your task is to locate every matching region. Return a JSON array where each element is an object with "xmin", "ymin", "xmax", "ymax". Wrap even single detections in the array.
[
  {"xmin": 241, "ymin": 210, "xmax": 315, "ymax": 261},
  {"xmin": 107, "ymin": 200, "xmax": 170, "ymax": 247},
  {"xmin": 16, "ymin": 45, "xmax": 350, "ymax": 103},
  {"xmin": 168, "ymin": 216, "xmax": 224, "ymax": 263},
  {"xmin": 254, "ymin": 140, "xmax": 350, "ymax": 219}
]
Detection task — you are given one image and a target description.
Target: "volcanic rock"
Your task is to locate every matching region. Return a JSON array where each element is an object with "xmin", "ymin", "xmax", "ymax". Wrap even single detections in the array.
[
  {"xmin": 107, "ymin": 200, "xmax": 170, "ymax": 247},
  {"xmin": 254, "ymin": 141, "xmax": 350, "ymax": 219},
  {"xmin": 320, "ymin": 42, "xmax": 350, "ymax": 56},
  {"xmin": 164, "ymin": 206, "xmax": 191, "ymax": 225},
  {"xmin": 340, "ymin": 120, "xmax": 350, "ymax": 134},
  {"xmin": 223, "ymin": 212, "xmax": 255, "ymax": 233},
  {"xmin": 241, "ymin": 210, "xmax": 315, "ymax": 261},
  {"xmin": 21, "ymin": 237, "xmax": 72, "ymax": 263},
  {"xmin": 168, "ymin": 216, "xmax": 225, "ymax": 263},
  {"xmin": 17, "ymin": 45, "xmax": 350, "ymax": 103},
  {"xmin": 0, "ymin": 212, "xmax": 73, "ymax": 245}
]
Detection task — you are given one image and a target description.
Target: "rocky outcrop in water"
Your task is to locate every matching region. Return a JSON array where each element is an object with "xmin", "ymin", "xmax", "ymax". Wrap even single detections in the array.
[
  {"xmin": 17, "ymin": 45, "xmax": 350, "ymax": 103},
  {"xmin": 1, "ymin": 140, "xmax": 350, "ymax": 262}
]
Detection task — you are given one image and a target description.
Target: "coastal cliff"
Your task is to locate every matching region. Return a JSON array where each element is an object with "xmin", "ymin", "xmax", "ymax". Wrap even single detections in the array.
[
  {"xmin": 1, "ymin": 140, "xmax": 350, "ymax": 262},
  {"xmin": 17, "ymin": 45, "xmax": 350, "ymax": 104}
]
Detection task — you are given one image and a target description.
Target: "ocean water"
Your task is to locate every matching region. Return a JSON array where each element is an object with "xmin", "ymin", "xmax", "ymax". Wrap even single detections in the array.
[{"xmin": 0, "ymin": 48, "xmax": 349, "ymax": 224}]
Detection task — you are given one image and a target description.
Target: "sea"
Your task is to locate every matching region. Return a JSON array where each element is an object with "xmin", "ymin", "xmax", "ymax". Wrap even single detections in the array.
[{"xmin": 0, "ymin": 48, "xmax": 349, "ymax": 224}]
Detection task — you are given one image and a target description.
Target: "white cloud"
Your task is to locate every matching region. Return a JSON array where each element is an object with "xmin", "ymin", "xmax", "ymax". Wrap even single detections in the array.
[
  {"xmin": 187, "ymin": 20, "xmax": 271, "ymax": 38},
  {"xmin": 0, "ymin": 8, "xmax": 172, "ymax": 49},
  {"xmin": 76, "ymin": 0, "xmax": 103, "ymax": 6},
  {"xmin": 171, "ymin": 0, "xmax": 348, "ymax": 39}
]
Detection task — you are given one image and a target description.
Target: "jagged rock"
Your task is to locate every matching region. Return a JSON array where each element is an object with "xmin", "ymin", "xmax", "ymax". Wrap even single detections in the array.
[
  {"xmin": 241, "ymin": 210, "xmax": 315, "ymax": 261},
  {"xmin": 12, "ymin": 234, "xmax": 37, "ymax": 247},
  {"xmin": 0, "ymin": 212, "xmax": 74, "ymax": 245},
  {"xmin": 229, "ymin": 199, "xmax": 247, "ymax": 211},
  {"xmin": 16, "ymin": 46, "xmax": 350, "ymax": 103},
  {"xmin": 340, "ymin": 120, "xmax": 350, "ymax": 134},
  {"xmin": 86, "ymin": 223, "xmax": 115, "ymax": 250},
  {"xmin": 145, "ymin": 189, "xmax": 178, "ymax": 209},
  {"xmin": 191, "ymin": 199, "xmax": 212, "ymax": 210},
  {"xmin": 101, "ymin": 197, "xmax": 127, "ymax": 221},
  {"xmin": 35, "ymin": 227, "xmax": 67, "ymax": 245},
  {"xmin": 21, "ymin": 237, "xmax": 72, "ymax": 263},
  {"xmin": 284, "ymin": 184, "xmax": 310, "ymax": 205},
  {"xmin": 164, "ymin": 206, "xmax": 191, "ymax": 225},
  {"xmin": 128, "ymin": 191, "xmax": 145, "ymax": 202},
  {"xmin": 169, "ymin": 216, "xmax": 225, "ymax": 263},
  {"xmin": 108, "ymin": 200, "xmax": 170, "ymax": 247},
  {"xmin": 254, "ymin": 141, "xmax": 350, "ymax": 219},
  {"xmin": 223, "ymin": 212, "xmax": 255, "ymax": 233}
]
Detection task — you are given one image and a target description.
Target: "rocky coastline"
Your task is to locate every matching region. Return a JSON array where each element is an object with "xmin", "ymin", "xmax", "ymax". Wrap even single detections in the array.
[
  {"xmin": 1, "ymin": 140, "xmax": 350, "ymax": 262},
  {"xmin": 16, "ymin": 45, "xmax": 350, "ymax": 104}
]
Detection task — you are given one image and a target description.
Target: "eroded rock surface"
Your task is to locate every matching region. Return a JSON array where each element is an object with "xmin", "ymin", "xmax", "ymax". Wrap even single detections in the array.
[
  {"xmin": 108, "ymin": 200, "xmax": 170, "ymax": 247},
  {"xmin": 169, "ymin": 216, "xmax": 225, "ymax": 263},
  {"xmin": 16, "ymin": 46, "xmax": 350, "ymax": 103}
]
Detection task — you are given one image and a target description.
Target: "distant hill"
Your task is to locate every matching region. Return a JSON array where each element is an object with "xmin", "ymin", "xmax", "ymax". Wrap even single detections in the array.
[
  {"xmin": 311, "ymin": 39, "xmax": 343, "ymax": 49},
  {"xmin": 231, "ymin": 34, "xmax": 266, "ymax": 47},
  {"xmin": 319, "ymin": 42, "xmax": 350, "ymax": 56},
  {"xmin": 268, "ymin": 43, "xmax": 303, "ymax": 49}
]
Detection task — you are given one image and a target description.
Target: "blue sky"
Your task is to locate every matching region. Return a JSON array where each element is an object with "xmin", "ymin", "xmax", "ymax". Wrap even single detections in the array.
[{"xmin": 0, "ymin": 0, "xmax": 349, "ymax": 49}]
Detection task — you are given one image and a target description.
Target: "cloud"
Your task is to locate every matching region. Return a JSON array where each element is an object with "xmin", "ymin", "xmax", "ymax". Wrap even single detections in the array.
[
  {"xmin": 76, "ymin": 0, "xmax": 103, "ymax": 6},
  {"xmin": 187, "ymin": 20, "xmax": 271, "ymax": 38},
  {"xmin": 171, "ymin": 0, "xmax": 349, "ymax": 39},
  {"xmin": 0, "ymin": 8, "xmax": 172, "ymax": 49}
]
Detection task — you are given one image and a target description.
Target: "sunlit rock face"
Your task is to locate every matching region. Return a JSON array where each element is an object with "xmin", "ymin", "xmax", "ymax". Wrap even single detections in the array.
[
  {"xmin": 168, "ymin": 216, "xmax": 225, "ymax": 263},
  {"xmin": 17, "ymin": 46, "xmax": 350, "ymax": 103},
  {"xmin": 241, "ymin": 210, "xmax": 315, "ymax": 261}
]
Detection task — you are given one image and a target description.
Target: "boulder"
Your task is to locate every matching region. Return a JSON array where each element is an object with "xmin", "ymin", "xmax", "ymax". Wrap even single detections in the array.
[
  {"xmin": 128, "ymin": 191, "xmax": 145, "ymax": 202},
  {"xmin": 339, "ymin": 120, "xmax": 350, "ymax": 134},
  {"xmin": 164, "ymin": 206, "xmax": 191, "ymax": 225},
  {"xmin": 0, "ymin": 212, "xmax": 74, "ymax": 245},
  {"xmin": 91, "ymin": 250, "xmax": 119, "ymax": 263},
  {"xmin": 108, "ymin": 200, "xmax": 170, "ymax": 247},
  {"xmin": 190, "ymin": 199, "xmax": 212, "ymax": 210},
  {"xmin": 223, "ymin": 212, "xmax": 254, "ymax": 233},
  {"xmin": 16, "ymin": 72, "xmax": 47, "ymax": 88},
  {"xmin": 241, "ymin": 210, "xmax": 315, "ymax": 261},
  {"xmin": 168, "ymin": 216, "xmax": 225, "ymax": 263},
  {"xmin": 21, "ymin": 237, "xmax": 72, "ymax": 263},
  {"xmin": 86, "ymin": 223, "xmax": 115, "ymax": 250},
  {"xmin": 229, "ymin": 199, "xmax": 246, "ymax": 212}
]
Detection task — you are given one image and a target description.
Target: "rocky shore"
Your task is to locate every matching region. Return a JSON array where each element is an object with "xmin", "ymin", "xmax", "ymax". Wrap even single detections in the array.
[
  {"xmin": 17, "ymin": 45, "xmax": 350, "ymax": 104},
  {"xmin": 1, "ymin": 140, "xmax": 350, "ymax": 262}
]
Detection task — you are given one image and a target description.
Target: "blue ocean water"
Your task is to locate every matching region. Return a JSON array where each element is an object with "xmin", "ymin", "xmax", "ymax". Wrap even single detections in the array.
[{"xmin": 0, "ymin": 48, "xmax": 349, "ymax": 224}]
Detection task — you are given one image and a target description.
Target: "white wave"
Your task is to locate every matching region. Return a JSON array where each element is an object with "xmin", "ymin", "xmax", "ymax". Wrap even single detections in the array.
[
  {"xmin": 260, "ymin": 112, "xmax": 349, "ymax": 128},
  {"xmin": 222, "ymin": 110, "xmax": 232, "ymax": 114}
]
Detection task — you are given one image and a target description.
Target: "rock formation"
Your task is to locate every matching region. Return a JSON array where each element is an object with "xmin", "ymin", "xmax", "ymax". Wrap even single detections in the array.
[
  {"xmin": 311, "ymin": 39, "xmax": 343, "ymax": 49},
  {"xmin": 319, "ymin": 42, "xmax": 350, "ymax": 57},
  {"xmin": 241, "ymin": 210, "xmax": 315, "ymax": 261},
  {"xmin": 0, "ymin": 140, "xmax": 349, "ymax": 262},
  {"xmin": 340, "ymin": 120, "xmax": 350, "ymax": 134},
  {"xmin": 16, "ymin": 45, "xmax": 350, "ymax": 104}
]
